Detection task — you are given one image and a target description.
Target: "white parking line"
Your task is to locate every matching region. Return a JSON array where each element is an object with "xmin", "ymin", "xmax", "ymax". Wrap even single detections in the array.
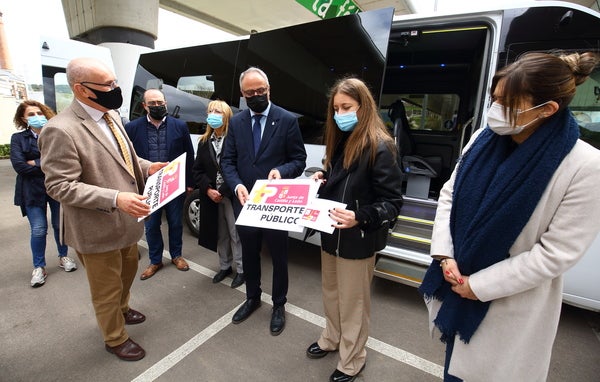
[
  {"xmin": 134, "ymin": 242, "xmax": 443, "ymax": 380},
  {"xmin": 131, "ymin": 304, "xmax": 240, "ymax": 382}
]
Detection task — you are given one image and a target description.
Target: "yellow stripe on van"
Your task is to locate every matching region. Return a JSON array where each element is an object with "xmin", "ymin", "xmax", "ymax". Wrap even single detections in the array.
[
  {"xmin": 390, "ymin": 232, "xmax": 431, "ymax": 244},
  {"xmin": 423, "ymin": 26, "xmax": 488, "ymax": 34},
  {"xmin": 396, "ymin": 215, "xmax": 434, "ymax": 226},
  {"xmin": 375, "ymin": 268, "xmax": 423, "ymax": 284}
]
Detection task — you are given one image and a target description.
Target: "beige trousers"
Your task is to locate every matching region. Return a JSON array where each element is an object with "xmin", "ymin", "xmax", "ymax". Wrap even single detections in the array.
[
  {"xmin": 317, "ymin": 250, "xmax": 375, "ymax": 375},
  {"xmin": 77, "ymin": 244, "xmax": 138, "ymax": 347}
]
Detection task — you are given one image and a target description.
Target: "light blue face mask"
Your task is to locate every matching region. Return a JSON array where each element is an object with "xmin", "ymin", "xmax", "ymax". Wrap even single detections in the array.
[
  {"xmin": 206, "ymin": 113, "xmax": 223, "ymax": 129},
  {"xmin": 334, "ymin": 111, "xmax": 358, "ymax": 132},
  {"xmin": 27, "ymin": 115, "xmax": 48, "ymax": 129}
]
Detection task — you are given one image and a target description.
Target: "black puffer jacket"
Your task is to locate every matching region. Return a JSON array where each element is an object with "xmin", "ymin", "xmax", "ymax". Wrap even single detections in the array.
[{"xmin": 319, "ymin": 140, "xmax": 403, "ymax": 259}]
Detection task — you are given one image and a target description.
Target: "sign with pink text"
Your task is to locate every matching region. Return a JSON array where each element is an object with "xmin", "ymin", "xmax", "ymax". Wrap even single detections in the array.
[
  {"xmin": 235, "ymin": 179, "xmax": 320, "ymax": 232},
  {"xmin": 139, "ymin": 153, "xmax": 186, "ymax": 221}
]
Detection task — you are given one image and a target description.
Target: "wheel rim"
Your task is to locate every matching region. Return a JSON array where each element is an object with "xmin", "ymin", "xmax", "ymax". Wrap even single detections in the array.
[{"xmin": 188, "ymin": 199, "xmax": 200, "ymax": 232}]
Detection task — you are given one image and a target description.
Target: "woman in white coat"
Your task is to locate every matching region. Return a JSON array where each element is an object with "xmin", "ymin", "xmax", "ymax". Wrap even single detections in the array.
[{"xmin": 419, "ymin": 51, "xmax": 600, "ymax": 381}]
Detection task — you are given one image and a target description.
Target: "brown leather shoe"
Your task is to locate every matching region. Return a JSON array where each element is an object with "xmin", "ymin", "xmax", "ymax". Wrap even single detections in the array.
[
  {"xmin": 105, "ymin": 338, "xmax": 145, "ymax": 361},
  {"xmin": 171, "ymin": 256, "xmax": 189, "ymax": 271},
  {"xmin": 140, "ymin": 263, "xmax": 163, "ymax": 280},
  {"xmin": 123, "ymin": 309, "xmax": 146, "ymax": 325}
]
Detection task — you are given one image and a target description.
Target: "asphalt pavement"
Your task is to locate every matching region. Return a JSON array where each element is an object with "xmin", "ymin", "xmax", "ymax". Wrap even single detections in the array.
[{"xmin": 0, "ymin": 158, "xmax": 599, "ymax": 382}]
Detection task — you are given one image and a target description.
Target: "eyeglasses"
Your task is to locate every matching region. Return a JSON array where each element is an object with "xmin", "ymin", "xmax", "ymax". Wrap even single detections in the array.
[
  {"xmin": 145, "ymin": 100, "xmax": 166, "ymax": 106},
  {"xmin": 242, "ymin": 87, "xmax": 268, "ymax": 97},
  {"xmin": 80, "ymin": 80, "xmax": 119, "ymax": 90}
]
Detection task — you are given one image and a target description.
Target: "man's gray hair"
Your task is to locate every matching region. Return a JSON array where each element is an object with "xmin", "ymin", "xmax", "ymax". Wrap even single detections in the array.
[
  {"xmin": 66, "ymin": 57, "xmax": 114, "ymax": 88},
  {"xmin": 239, "ymin": 67, "xmax": 270, "ymax": 88}
]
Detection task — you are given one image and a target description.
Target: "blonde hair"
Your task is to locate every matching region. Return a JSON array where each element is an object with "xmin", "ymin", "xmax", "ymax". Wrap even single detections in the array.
[
  {"xmin": 324, "ymin": 77, "xmax": 395, "ymax": 169},
  {"xmin": 200, "ymin": 100, "xmax": 233, "ymax": 143}
]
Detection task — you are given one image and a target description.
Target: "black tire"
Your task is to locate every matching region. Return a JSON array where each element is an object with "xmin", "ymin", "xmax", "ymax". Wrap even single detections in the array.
[{"xmin": 184, "ymin": 189, "xmax": 200, "ymax": 237}]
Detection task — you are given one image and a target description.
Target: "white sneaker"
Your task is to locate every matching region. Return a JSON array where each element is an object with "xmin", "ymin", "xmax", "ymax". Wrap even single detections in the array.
[
  {"xmin": 59, "ymin": 256, "xmax": 77, "ymax": 272},
  {"xmin": 31, "ymin": 267, "xmax": 47, "ymax": 287}
]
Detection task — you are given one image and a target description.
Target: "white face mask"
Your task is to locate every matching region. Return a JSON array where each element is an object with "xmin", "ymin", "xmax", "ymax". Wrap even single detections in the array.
[{"xmin": 486, "ymin": 101, "xmax": 550, "ymax": 135}]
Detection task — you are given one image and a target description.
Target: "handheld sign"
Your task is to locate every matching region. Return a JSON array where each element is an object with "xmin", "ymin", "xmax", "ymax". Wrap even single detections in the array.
[
  {"xmin": 297, "ymin": 198, "xmax": 347, "ymax": 234},
  {"xmin": 236, "ymin": 179, "xmax": 319, "ymax": 232},
  {"xmin": 138, "ymin": 153, "xmax": 187, "ymax": 221}
]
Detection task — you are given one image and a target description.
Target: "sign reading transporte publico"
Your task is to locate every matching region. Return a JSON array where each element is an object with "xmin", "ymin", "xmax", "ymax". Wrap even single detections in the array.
[
  {"xmin": 296, "ymin": 0, "xmax": 361, "ymax": 19},
  {"xmin": 236, "ymin": 179, "xmax": 320, "ymax": 232}
]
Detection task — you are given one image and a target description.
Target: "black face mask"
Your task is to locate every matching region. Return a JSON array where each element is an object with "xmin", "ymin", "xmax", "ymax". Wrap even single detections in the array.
[
  {"xmin": 245, "ymin": 94, "xmax": 268, "ymax": 113},
  {"xmin": 84, "ymin": 85, "xmax": 123, "ymax": 110},
  {"xmin": 148, "ymin": 105, "xmax": 168, "ymax": 120}
]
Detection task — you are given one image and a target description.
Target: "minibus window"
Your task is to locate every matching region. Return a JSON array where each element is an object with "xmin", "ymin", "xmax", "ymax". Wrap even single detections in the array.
[
  {"xmin": 54, "ymin": 72, "xmax": 72, "ymax": 113},
  {"xmin": 381, "ymin": 93, "xmax": 460, "ymax": 132},
  {"xmin": 177, "ymin": 76, "xmax": 215, "ymax": 100},
  {"xmin": 572, "ymin": 70, "xmax": 600, "ymax": 149}
]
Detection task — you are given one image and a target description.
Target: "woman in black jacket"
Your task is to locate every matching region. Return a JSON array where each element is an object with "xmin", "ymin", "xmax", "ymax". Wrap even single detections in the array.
[
  {"xmin": 306, "ymin": 78, "xmax": 403, "ymax": 382},
  {"xmin": 11, "ymin": 100, "xmax": 77, "ymax": 288},
  {"xmin": 192, "ymin": 100, "xmax": 244, "ymax": 288}
]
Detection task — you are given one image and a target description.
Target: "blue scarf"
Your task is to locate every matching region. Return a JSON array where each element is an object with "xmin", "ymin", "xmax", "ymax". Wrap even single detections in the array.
[{"xmin": 419, "ymin": 109, "xmax": 579, "ymax": 344}]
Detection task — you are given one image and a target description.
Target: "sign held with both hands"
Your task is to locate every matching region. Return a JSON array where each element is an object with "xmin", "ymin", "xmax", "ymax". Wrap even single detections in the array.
[{"xmin": 236, "ymin": 178, "xmax": 345, "ymax": 234}]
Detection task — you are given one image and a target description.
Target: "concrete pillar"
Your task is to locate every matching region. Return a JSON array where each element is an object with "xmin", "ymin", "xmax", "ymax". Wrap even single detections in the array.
[
  {"xmin": 61, "ymin": 0, "xmax": 159, "ymax": 118},
  {"xmin": 62, "ymin": 0, "xmax": 158, "ymax": 48},
  {"xmin": 99, "ymin": 42, "xmax": 151, "ymax": 118},
  {"xmin": 0, "ymin": 12, "xmax": 13, "ymax": 70}
]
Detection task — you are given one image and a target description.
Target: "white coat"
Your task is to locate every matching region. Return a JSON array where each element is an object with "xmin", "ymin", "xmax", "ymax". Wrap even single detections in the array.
[{"xmin": 427, "ymin": 130, "xmax": 600, "ymax": 381}]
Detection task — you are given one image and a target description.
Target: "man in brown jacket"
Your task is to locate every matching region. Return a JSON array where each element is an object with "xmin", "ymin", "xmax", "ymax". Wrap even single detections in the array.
[{"xmin": 39, "ymin": 57, "xmax": 166, "ymax": 361}]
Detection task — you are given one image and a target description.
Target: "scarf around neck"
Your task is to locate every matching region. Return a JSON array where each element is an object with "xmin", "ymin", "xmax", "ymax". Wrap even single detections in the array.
[{"xmin": 419, "ymin": 108, "xmax": 579, "ymax": 344}]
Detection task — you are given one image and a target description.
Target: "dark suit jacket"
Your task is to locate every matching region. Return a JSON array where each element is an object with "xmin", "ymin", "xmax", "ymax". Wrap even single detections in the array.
[
  {"xmin": 125, "ymin": 115, "xmax": 195, "ymax": 188},
  {"xmin": 221, "ymin": 103, "xmax": 307, "ymax": 214},
  {"xmin": 10, "ymin": 129, "xmax": 47, "ymax": 216}
]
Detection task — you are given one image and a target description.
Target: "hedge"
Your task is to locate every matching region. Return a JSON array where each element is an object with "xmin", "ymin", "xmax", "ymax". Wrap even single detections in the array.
[{"xmin": 0, "ymin": 144, "xmax": 10, "ymax": 158}]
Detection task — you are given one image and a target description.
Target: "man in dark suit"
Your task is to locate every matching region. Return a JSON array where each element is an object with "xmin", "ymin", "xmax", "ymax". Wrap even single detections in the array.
[
  {"xmin": 38, "ymin": 57, "xmax": 167, "ymax": 361},
  {"xmin": 125, "ymin": 89, "xmax": 195, "ymax": 280},
  {"xmin": 221, "ymin": 67, "xmax": 307, "ymax": 335}
]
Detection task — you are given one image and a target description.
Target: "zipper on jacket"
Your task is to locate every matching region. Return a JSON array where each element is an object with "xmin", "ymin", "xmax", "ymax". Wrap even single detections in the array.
[
  {"xmin": 356, "ymin": 199, "xmax": 365, "ymax": 238},
  {"xmin": 335, "ymin": 174, "xmax": 351, "ymax": 256}
]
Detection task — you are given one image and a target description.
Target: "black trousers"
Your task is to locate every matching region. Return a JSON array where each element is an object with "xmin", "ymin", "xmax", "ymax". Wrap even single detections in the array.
[{"xmin": 237, "ymin": 225, "xmax": 289, "ymax": 306}]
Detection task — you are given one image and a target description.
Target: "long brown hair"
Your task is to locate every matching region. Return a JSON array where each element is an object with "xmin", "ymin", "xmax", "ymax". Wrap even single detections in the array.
[
  {"xmin": 491, "ymin": 51, "xmax": 600, "ymax": 127},
  {"xmin": 13, "ymin": 100, "xmax": 56, "ymax": 130},
  {"xmin": 200, "ymin": 100, "xmax": 233, "ymax": 143},
  {"xmin": 323, "ymin": 77, "xmax": 394, "ymax": 169}
]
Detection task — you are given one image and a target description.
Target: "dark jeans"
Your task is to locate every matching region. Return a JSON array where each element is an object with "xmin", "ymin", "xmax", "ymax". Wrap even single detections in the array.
[
  {"xmin": 25, "ymin": 197, "xmax": 68, "ymax": 268},
  {"xmin": 144, "ymin": 194, "xmax": 184, "ymax": 264}
]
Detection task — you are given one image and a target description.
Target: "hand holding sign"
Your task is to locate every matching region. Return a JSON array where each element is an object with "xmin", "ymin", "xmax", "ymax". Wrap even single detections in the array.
[
  {"xmin": 297, "ymin": 198, "xmax": 347, "ymax": 234},
  {"xmin": 235, "ymin": 179, "xmax": 320, "ymax": 232},
  {"xmin": 138, "ymin": 153, "xmax": 187, "ymax": 221}
]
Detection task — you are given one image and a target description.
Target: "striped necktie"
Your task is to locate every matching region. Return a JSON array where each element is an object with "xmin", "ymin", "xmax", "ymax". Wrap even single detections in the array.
[{"xmin": 103, "ymin": 113, "xmax": 134, "ymax": 175}]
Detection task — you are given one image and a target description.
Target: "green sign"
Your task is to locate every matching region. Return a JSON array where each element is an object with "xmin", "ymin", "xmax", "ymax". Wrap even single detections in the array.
[{"xmin": 296, "ymin": 0, "xmax": 361, "ymax": 19}]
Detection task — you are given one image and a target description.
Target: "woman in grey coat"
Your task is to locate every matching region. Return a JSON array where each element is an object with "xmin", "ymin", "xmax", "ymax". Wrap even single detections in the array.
[{"xmin": 420, "ymin": 51, "xmax": 600, "ymax": 381}]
